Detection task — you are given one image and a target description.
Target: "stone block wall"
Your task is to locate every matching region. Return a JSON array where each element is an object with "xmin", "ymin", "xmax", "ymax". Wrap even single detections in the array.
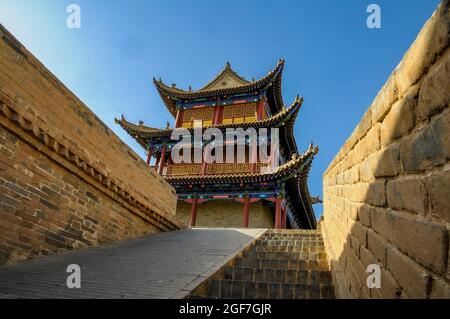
[
  {"xmin": 322, "ymin": 1, "xmax": 449, "ymax": 298},
  {"xmin": 176, "ymin": 200, "xmax": 274, "ymax": 229},
  {"xmin": 0, "ymin": 25, "xmax": 181, "ymax": 265}
]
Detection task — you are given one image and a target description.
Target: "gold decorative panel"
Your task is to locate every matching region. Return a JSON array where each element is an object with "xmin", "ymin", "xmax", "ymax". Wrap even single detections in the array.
[
  {"xmin": 223, "ymin": 105, "xmax": 234, "ymax": 118},
  {"xmin": 203, "ymin": 108, "xmax": 214, "ymax": 120},
  {"xmin": 244, "ymin": 103, "xmax": 256, "ymax": 116},
  {"xmin": 167, "ymin": 164, "xmax": 202, "ymax": 176}
]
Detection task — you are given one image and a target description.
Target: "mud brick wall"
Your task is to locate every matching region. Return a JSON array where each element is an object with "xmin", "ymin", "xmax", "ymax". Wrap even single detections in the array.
[
  {"xmin": 322, "ymin": 1, "xmax": 450, "ymax": 299},
  {"xmin": 0, "ymin": 25, "xmax": 181, "ymax": 265}
]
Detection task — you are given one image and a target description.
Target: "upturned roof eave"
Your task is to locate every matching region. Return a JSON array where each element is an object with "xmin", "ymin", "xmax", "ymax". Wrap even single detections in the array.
[
  {"xmin": 115, "ymin": 96, "xmax": 303, "ymax": 146},
  {"xmin": 153, "ymin": 59, "xmax": 285, "ymax": 117},
  {"xmin": 164, "ymin": 144, "xmax": 318, "ymax": 185}
]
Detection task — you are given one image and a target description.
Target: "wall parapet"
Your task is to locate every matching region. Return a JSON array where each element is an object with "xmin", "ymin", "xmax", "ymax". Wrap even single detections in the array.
[
  {"xmin": 0, "ymin": 24, "xmax": 181, "ymax": 265},
  {"xmin": 322, "ymin": 1, "xmax": 449, "ymax": 299}
]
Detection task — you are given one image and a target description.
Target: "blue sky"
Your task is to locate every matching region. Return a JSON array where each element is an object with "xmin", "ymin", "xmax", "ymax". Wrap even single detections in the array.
[{"xmin": 0, "ymin": 0, "xmax": 441, "ymax": 217}]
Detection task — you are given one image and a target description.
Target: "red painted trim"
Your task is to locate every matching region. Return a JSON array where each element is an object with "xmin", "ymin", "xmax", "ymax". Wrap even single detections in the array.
[
  {"xmin": 242, "ymin": 196, "xmax": 251, "ymax": 228},
  {"xmin": 185, "ymin": 199, "xmax": 207, "ymax": 204},
  {"xmin": 235, "ymin": 198, "xmax": 259, "ymax": 204},
  {"xmin": 188, "ymin": 198, "xmax": 199, "ymax": 227},
  {"xmin": 275, "ymin": 198, "xmax": 282, "ymax": 229},
  {"xmin": 266, "ymin": 197, "xmax": 277, "ymax": 203}
]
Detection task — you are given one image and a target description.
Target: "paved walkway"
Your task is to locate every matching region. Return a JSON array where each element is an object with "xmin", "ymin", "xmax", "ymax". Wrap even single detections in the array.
[{"xmin": 0, "ymin": 228, "xmax": 266, "ymax": 299}]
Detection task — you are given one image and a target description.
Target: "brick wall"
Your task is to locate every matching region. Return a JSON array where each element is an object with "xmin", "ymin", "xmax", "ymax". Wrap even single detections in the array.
[
  {"xmin": 176, "ymin": 200, "xmax": 274, "ymax": 229},
  {"xmin": 322, "ymin": 1, "xmax": 449, "ymax": 298},
  {"xmin": 0, "ymin": 25, "xmax": 181, "ymax": 265}
]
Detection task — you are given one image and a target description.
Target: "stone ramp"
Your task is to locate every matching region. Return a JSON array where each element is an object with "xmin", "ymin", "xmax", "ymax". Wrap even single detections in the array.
[
  {"xmin": 188, "ymin": 229, "xmax": 335, "ymax": 299},
  {"xmin": 0, "ymin": 228, "xmax": 265, "ymax": 299}
]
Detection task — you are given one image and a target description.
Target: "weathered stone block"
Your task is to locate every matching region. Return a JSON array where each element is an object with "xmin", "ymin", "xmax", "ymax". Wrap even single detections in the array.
[
  {"xmin": 372, "ymin": 142, "xmax": 401, "ymax": 178},
  {"xmin": 351, "ymin": 222, "xmax": 367, "ymax": 248},
  {"xmin": 357, "ymin": 204, "xmax": 372, "ymax": 227},
  {"xmin": 364, "ymin": 179, "xmax": 386, "ymax": 207},
  {"xmin": 386, "ymin": 176, "xmax": 428, "ymax": 215},
  {"xmin": 395, "ymin": 0, "xmax": 450, "ymax": 96},
  {"xmin": 371, "ymin": 75, "xmax": 399, "ymax": 124},
  {"xmin": 387, "ymin": 247, "xmax": 431, "ymax": 299},
  {"xmin": 359, "ymin": 155, "xmax": 374, "ymax": 183},
  {"xmin": 367, "ymin": 228, "xmax": 388, "ymax": 267},
  {"xmin": 430, "ymin": 277, "xmax": 450, "ymax": 299},
  {"xmin": 380, "ymin": 93, "xmax": 415, "ymax": 147},
  {"xmin": 372, "ymin": 210, "xmax": 447, "ymax": 273},
  {"xmin": 401, "ymin": 109, "xmax": 450, "ymax": 172},
  {"xmin": 379, "ymin": 268, "xmax": 403, "ymax": 299},
  {"xmin": 426, "ymin": 171, "xmax": 450, "ymax": 223},
  {"xmin": 417, "ymin": 51, "xmax": 450, "ymax": 121}
]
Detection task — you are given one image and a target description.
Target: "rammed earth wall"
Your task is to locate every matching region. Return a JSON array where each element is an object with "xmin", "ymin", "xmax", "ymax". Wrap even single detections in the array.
[
  {"xmin": 322, "ymin": 1, "xmax": 450, "ymax": 298},
  {"xmin": 0, "ymin": 24, "xmax": 181, "ymax": 265}
]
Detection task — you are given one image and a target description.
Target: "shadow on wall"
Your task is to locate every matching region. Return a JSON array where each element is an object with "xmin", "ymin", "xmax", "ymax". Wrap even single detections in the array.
[{"xmin": 322, "ymin": 0, "xmax": 449, "ymax": 299}]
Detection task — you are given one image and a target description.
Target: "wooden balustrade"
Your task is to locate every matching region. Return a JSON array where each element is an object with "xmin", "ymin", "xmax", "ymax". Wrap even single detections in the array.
[{"xmin": 165, "ymin": 162, "xmax": 270, "ymax": 176}]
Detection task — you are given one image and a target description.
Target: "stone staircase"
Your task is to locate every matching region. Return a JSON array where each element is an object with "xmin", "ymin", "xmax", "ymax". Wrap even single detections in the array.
[{"xmin": 188, "ymin": 229, "xmax": 335, "ymax": 299}]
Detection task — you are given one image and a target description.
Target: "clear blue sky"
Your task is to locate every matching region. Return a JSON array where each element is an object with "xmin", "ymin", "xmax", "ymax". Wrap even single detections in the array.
[{"xmin": 0, "ymin": 0, "xmax": 441, "ymax": 217}]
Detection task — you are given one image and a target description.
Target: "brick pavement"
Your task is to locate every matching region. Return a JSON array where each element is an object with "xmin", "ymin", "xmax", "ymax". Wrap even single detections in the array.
[{"xmin": 0, "ymin": 228, "xmax": 265, "ymax": 299}]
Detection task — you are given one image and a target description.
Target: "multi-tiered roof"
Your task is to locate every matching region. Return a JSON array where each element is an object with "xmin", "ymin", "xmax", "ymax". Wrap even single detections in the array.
[{"xmin": 116, "ymin": 60, "xmax": 318, "ymax": 229}]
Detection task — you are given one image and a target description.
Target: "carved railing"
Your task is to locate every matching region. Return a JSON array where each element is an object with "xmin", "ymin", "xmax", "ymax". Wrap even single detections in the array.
[{"xmin": 164, "ymin": 162, "xmax": 270, "ymax": 176}]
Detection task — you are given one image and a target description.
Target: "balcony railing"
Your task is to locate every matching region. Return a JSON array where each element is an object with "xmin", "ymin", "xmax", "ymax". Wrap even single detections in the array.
[{"xmin": 163, "ymin": 162, "xmax": 270, "ymax": 176}]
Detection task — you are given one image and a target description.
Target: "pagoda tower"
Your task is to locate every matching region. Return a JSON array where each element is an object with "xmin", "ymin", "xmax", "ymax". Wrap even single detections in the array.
[{"xmin": 116, "ymin": 60, "xmax": 318, "ymax": 229}]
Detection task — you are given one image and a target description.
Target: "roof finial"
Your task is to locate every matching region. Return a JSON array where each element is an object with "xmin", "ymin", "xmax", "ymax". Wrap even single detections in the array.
[
  {"xmin": 188, "ymin": 85, "xmax": 192, "ymax": 92},
  {"xmin": 171, "ymin": 83, "xmax": 177, "ymax": 88},
  {"xmin": 121, "ymin": 114, "xmax": 125, "ymax": 121},
  {"xmin": 138, "ymin": 120, "xmax": 144, "ymax": 125},
  {"xmin": 225, "ymin": 61, "xmax": 231, "ymax": 69},
  {"xmin": 166, "ymin": 121, "xmax": 171, "ymax": 129}
]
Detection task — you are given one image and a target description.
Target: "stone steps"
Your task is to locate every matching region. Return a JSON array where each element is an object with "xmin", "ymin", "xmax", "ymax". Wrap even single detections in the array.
[
  {"xmin": 219, "ymin": 266, "xmax": 332, "ymax": 285},
  {"xmin": 191, "ymin": 279, "xmax": 334, "ymax": 299},
  {"xmin": 188, "ymin": 229, "xmax": 335, "ymax": 299},
  {"xmin": 252, "ymin": 244, "xmax": 325, "ymax": 253},
  {"xmin": 234, "ymin": 257, "xmax": 329, "ymax": 270},
  {"xmin": 242, "ymin": 251, "xmax": 327, "ymax": 261}
]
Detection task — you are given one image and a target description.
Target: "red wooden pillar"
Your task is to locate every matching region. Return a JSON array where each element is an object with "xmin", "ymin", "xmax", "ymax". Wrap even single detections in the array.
[
  {"xmin": 216, "ymin": 105, "xmax": 224, "ymax": 124},
  {"xmin": 256, "ymin": 98, "xmax": 264, "ymax": 121},
  {"xmin": 213, "ymin": 107, "xmax": 219, "ymax": 125},
  {"xmin": 175, "ymin": 109, "xmax": 183, "ymax": 128},
  {"xmin": 275, "ymin": 198, "xmax": 282, "ymax": 229},
  {"xmin": 242, "ymin": 196, "xmax": 251, "ymax": 228},
  {"xmin": 189, "ymin": 198, "xmax": 199, "ymax": 228},
  {"xmin": 158, "ymin": 145, "xmax": 167, "ymax": 175},
  {"xmin": 146, "ymin": 149, "xmax": 153, "ymax": 166}
]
